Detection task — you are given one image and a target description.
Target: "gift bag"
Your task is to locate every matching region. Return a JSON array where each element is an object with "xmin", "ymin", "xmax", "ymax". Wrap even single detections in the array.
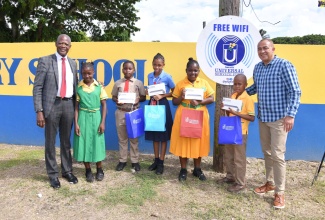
[
  {"xmin": 144, "ymin": 105, "xmax": 166, "ymax": 131},
  {"xmin": 125, "ymin": 108, "xmax": 145, "ymax": 138},
  {"xmin": 180, "ymin": 109, "xmax": 203, "ymax": 138},
  {"xmin": 218, "ymin": 116, "xmax": 243, "ymax": 145}
]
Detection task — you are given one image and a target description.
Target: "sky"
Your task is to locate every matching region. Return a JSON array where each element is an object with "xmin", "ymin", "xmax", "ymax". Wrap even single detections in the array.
[{"xmin": 131, "ymin": 0, "xmax": 325, "ymax": 42}]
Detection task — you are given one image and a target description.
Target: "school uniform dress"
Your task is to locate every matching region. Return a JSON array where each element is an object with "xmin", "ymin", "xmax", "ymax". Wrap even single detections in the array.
[
  {"xmin": 111, "ymin": 77, "xmax": 146, "ymax": 163},
  {"xmin": 224, "ymin": 91, "xmax": 255, "ymax": 186},
  {"xmin": 169, "ymin": 77, "xmax": 214, "ymax": 158},
  {"xmin": 73, "ymin": 79, "xmax": 108, "ymax": 162},
  {"xmin": 145, "ymin": 71, "xmax": 175, "ymax": 142}
]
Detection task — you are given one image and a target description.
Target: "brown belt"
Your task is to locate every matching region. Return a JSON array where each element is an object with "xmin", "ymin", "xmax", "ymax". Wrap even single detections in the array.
[{"xmin": 117, "ymin": 107, "xmax": 138, "ymax": 112}]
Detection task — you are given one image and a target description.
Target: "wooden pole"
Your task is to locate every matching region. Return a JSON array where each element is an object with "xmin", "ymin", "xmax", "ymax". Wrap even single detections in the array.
[{"xmin": 213, "ymin": 0, "xmax": 240, "ymax": 172}]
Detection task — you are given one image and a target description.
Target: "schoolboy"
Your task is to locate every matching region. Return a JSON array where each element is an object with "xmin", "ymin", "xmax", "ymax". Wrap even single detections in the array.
[
  {"xmin": 217, "ymin": 74, "xmax": 255, "ymax": 193},
  {"xmin": 111, "ymin": 60, "xmax": 146, "ymax": 172}
]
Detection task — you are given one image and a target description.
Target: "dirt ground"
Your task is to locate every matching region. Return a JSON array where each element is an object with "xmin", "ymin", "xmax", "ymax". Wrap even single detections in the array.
[{"xmin": 0, "ymin": 144, "xmax": 324, "ymax": 220}]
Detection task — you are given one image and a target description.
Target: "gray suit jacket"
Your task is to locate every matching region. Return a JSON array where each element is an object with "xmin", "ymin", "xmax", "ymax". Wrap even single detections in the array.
[{"xmin": 33, "ymin": 54, "xmax": 78, "ymax": 118}]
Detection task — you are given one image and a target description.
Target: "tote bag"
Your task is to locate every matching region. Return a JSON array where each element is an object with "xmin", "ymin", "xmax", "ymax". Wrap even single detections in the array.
[
  {"xmin": 218, "ymin": 115, "xmax": 243, "ymax": 145},
  {"xmin": 180, "ymin": 109, "xmax": 203, "ymax": 138},
  {"xmin": 144, "ymin": 105, "xmax": 166, "ymax": 131},
  {"xmin": 125, "ymin": 108, "xmax": 145, "ymax": 138}
]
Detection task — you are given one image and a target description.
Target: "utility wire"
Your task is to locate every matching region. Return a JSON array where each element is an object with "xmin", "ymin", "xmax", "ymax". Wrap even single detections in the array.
[{"xmin": 242, "ymin": 0, "xmax": 281, "ymax": 25}]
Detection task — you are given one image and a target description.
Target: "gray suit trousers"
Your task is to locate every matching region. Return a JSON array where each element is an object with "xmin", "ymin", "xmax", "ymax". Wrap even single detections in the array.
[{"xmin": 45, "ymin": 98, "xmax": 74, "ymax": 178}]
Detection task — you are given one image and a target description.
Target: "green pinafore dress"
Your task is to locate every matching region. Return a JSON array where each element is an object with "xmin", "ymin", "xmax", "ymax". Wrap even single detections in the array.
[{"xmin": 73, "ymin": 85, "xmax": 106, "ymax": 162}]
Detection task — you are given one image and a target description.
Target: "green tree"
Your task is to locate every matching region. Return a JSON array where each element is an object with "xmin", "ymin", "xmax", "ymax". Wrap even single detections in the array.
[
  {"xmin": 0, "ymin": 0, "xmax": 140, "ymax": 42},
  {"xmin": 272, "ymin": 34, "xmax": 325, "ymax": 45}
]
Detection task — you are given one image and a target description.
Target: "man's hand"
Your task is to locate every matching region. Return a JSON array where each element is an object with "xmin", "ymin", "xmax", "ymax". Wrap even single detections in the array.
[
  {"xmin": 283, "ymin": 116, "xmax": 294, "ymax": 132},
  {"xmin": 36, "ymin": 112, "xmax": 45, "ymax": 128}
]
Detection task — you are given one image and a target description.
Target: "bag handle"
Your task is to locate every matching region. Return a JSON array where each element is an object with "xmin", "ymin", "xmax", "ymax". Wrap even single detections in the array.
[{"xmin": 150, "ymin": 97, "xmax": 159, "ymax": 106}]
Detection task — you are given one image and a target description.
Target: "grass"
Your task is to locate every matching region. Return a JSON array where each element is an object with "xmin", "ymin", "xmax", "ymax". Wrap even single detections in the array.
[
  {"xmin": 1, "ymin": 144, "xmax": 325, "ymax": 220},
  {"xmin": 0, "ymin": 148, "xmax": 43, "ymax": 169},
  {"xmin": 99, "ymin": 171, "xmax": 164, "ymax": 208}
]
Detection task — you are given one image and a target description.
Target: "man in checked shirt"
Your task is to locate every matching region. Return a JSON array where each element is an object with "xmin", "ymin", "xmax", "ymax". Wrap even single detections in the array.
[{"xmin": 246, "ymin": 38, "xmax": 301, "ymax": 209}]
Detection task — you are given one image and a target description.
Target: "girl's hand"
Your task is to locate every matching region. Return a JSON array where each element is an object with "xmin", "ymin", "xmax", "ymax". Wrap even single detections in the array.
[
  {"xmin": 98, "ymin": 123, "xmax": 105, "ymax": 134},
  {"xmin": 134, "ymin": 97, "xmax": 140, "ymax": 105},
  {"xmin": 75, "ymin": 124, "xmax": 80, "ymax": 136},
  {"xmin": 181, "ymin": 89, "xmax": 186, "ymax": 99},
  {"xmin": 153, "ymin": 94, "xmax": 162, "ymax": 101},
  {"xmin": 190, "ymin": 99, "xmax": 199, "ymax": 106}
]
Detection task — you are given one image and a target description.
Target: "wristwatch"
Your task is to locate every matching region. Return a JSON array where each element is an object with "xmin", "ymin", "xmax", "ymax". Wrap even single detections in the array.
[{"xmin": 36, "ymin": 109, "xmax": 43, "ymax": 113}]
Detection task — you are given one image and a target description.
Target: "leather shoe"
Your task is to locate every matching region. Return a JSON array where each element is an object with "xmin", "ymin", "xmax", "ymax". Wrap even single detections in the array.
[
  {"xmin": 155, "ymin": 163, "xmax": 164, "ymax": 175},
  {"xmin": 96, "ymin": 168, "xmax": 104, "ymax": 181},
  {"xmin": 178, "ymin": 168, "xmax": 187, "ymax": 181},
  {"xmin": 148, "ymin": 159, "xmax": 158, "ymax": 171},
  {"xmin": 227, "ymin": 183, "xmax": 246, "ymax": 193},
  {"xmin": 85, "ymin": 170, "xmax": 94, "ymax": 183},
  {"xmin": 273, "ymin": 193, "xmax": 285, "ymax": 209},
  {"xmin": 254, "ymin": 182, "xmax": 275, "ymax": 195},
  {"xmin": 132, "ymin": 163, "xmax": 141, "ymax": 171},
  {"xmin": 62, "ymin": 173, "xmax": 78, "ymax": 184},
  {"xmin": 116, "ymin": 162, "xmax": 127, "ymax": 171},
  {"xmin": 217, "ymin": 177, "xmax": 235, "ymax": 184},
  {"xmin": 49, "ymin": 177, "xmax": 61, "ymax": 189}
]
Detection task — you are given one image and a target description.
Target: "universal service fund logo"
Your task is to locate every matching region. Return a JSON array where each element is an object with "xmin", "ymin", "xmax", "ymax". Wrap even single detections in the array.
[
  {"xmin": 319, "ymin": 0, "xmax": 325, "ymax": 7},
  {"xmin": 185, "ymin": 117, "xmax": 199, "ymax": 125},
  {"xmin": 196, "ymin": 16, "xmax": 261, "ymax": 85}
]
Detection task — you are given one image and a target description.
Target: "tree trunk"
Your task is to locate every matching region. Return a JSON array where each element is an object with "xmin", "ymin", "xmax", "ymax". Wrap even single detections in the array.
[{"xmin": 213, "ymin": 0, "xmax": 240, "ymax": 172}]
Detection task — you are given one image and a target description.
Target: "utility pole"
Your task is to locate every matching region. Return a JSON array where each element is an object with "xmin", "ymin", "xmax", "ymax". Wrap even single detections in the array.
[{"xmin": 213, "ymin": 0, "xmax": 241, "ymax": 172}]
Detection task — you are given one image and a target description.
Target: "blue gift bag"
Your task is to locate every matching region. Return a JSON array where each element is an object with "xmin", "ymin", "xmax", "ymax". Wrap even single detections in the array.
[
  {"xmin": 218, "ymin": 116, "xmax": 243, "ymax": 145},
  {"xmin": 144, "ymin": 105, "xmax": 166, "ymax": 131},
  {"xmin": 125, "ymin": 108, "xmax": 145, "ymax": 138}
]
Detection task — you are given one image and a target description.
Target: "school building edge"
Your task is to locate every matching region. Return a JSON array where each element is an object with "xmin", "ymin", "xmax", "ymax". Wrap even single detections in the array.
[{"xmin": 0, "ymin": 42, "xmax": 324, "ymax": 161}]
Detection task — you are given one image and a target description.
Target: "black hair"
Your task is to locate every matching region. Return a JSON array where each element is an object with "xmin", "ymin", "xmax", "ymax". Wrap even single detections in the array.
[
  {"xmin": 123, "ymin": 60, "xmax": 135, "ymax": 68},
  {"xmin": 81, "ymin": 61, "xmax": 94, "ymax": 70},
  {"xmin": 153, "ymin": 53, "xmax": 165, "ymax": 62},
  {"xmin": 186, "ymin": 57, "xmax": 200, "ymax": 69}
]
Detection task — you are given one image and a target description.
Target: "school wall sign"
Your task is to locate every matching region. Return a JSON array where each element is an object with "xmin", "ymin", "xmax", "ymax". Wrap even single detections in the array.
[{"xmin": 196, "ymin": 16, "xmax": 261, "ymax": 85}]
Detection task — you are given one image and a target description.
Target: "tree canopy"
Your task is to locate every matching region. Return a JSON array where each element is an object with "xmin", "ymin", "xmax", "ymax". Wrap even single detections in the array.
[
  {"xmin": 272, "ymin": 34, "xmax": 325, "ymax": 45},
  {"xmin": 0, "ymin": 0, "xmax": 141, "ymax": 42}
]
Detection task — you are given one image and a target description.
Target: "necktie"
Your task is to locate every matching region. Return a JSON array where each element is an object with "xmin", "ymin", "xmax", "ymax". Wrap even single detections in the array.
[
  {"xmin": 60, "ymin": 57, "xmax": 66, "ymax": 98},
  {"xmin": 124, "ymin": 79, "xmax": 129, "ymax": 92}
]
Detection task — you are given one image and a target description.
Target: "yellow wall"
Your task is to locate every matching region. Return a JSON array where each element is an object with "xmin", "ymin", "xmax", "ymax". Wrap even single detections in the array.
[{"xmin": 0, "ymin": 42, "xmax": 324, "ymax": 104}]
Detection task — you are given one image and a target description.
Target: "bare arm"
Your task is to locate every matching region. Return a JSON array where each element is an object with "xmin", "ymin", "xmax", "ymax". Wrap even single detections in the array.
[
  {"xmin": 98, "ymin": 100, "xmax": 107, "ymax": 134},
  {"xmin": 227, "ymin": 108, "xmax": 255, "ymax": 122},
  {"xmin": 172, "ymin": 89, "xmax": 185, "ymax": 105},
  {"xmin": 74, "ymin": 101, "xmax": 80, "ymax": 136}
]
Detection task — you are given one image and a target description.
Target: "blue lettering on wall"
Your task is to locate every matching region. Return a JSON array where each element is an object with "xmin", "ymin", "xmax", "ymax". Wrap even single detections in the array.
[
  {"xmin": 112, "ymin": 59, "xmax": 146, "ymax": 84},
  {"xmin": 8, "ymin": 58, "xmax": 147, "ymax": 87},
  {"xmin": 113, "ymin": 59, "xmax": 127, "ymax": 83},
  {"xmin": 135, "ymin": 59, "xmax": 146, "ymax": 83},
  {"xmin": 0, "ymin": 58, "xmax": 22, "ymax": 85},
  {"xmin": 76, "ymin": 59, "xmax": 88, "ymax": 80},
  {"xmin": 28, "ymin": 58, "xmax": 38, "ymax": 85},
  {"xmin": 93, "ymin": 59, "xmax": 113, "ymax": 86}
]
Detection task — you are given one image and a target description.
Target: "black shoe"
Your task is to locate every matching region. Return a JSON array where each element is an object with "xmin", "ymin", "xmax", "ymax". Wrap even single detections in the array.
[
  {"xmin": 96, "ymin": 168, "xmax": 104, "ymax": 181},
  {"xmin": 116, "ymin": 162, "xmax": 127, "ymax": 171},
  {"xmin": 85, "ymin": 170, "xmax": 94, "ymax": 183},
  {"xmin": 148, "ymin": 158, "xmax": 159, "ymax": 171},
  {"xmin": 49, "ymin": 177, "xmax": 61, "ymax": 189},
  {"xmin": 132, "ymin": 163, "xmax": 141, "ymax": 172},
  {"xmin": 62, "ymin": 173, "xmax": 78, "ymax": 184},
  {"xmin": 178, "ymin": 168, "xmax": 187, "ymax": 181},
  {"xmin": 155, "ymin": 163, "xmax": 164, "ymax": 175},
  {"xmin": 193, "ymin": 168, "xmax": 207, "ymax": 181}
]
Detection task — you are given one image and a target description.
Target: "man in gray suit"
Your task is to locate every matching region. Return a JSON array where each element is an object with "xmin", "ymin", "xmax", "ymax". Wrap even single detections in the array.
[{"xmin": 33, "ymin": 34, "xmax": 78, "ymax": 189}]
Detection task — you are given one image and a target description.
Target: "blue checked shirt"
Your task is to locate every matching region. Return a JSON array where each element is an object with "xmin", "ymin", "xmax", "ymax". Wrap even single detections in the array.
[{"xmin": 246, "ymin": 56, "xmax": 301, "ymax": 122}]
